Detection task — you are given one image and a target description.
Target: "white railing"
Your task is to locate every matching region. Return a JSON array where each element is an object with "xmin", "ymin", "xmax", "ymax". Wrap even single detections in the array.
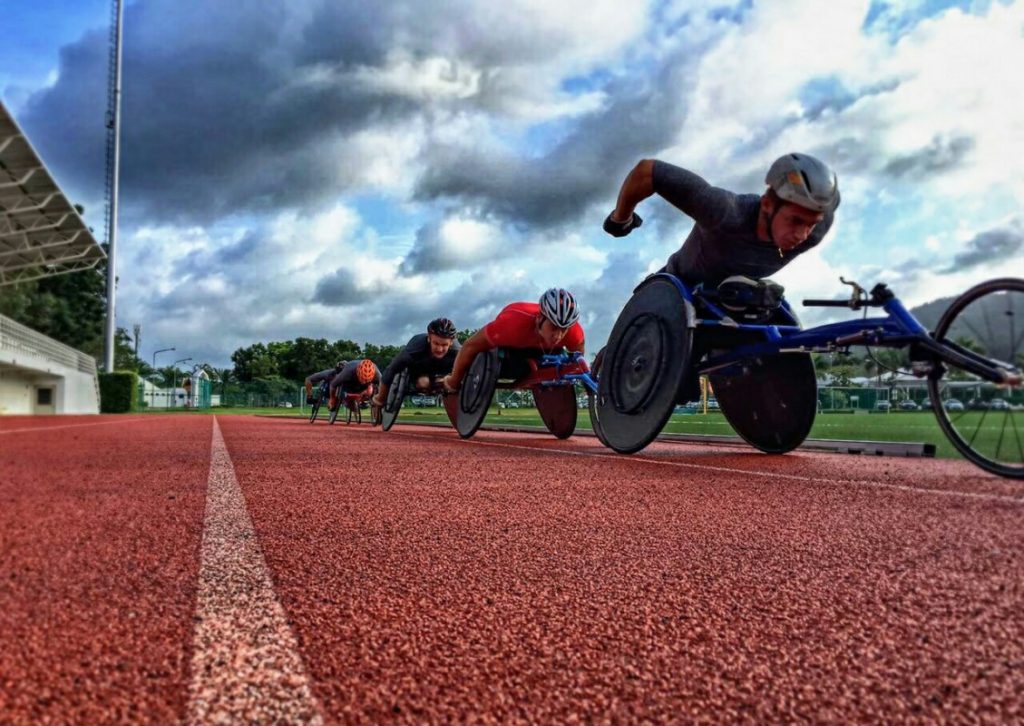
[{"xmin": 0, "ymin": 312, "xmax": 97, "ymax": 374}]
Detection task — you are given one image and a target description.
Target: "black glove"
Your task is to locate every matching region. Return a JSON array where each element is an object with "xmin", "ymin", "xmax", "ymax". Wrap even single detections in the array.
[
  {"xmin": 306, "ymin": 395, "xmax": 315, "ymax": 405},
  {"xmin": 603, "ymin": 212, "xmax": 643, "ymax": 237}
]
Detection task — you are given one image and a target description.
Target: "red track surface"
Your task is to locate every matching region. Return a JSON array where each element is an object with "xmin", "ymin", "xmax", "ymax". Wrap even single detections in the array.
[{"xmin": 2, "ymin": 414, "xmax": 1022, "ymax": 721}]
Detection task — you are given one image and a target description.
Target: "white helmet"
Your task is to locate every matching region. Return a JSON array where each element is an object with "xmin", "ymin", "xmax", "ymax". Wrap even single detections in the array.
[{"xmin": 539, "ymin": 288, "xmax": 580, "ymax": 328}]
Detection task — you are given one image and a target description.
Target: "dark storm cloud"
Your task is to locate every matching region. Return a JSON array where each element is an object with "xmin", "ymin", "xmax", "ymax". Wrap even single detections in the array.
[
  {"xmin": 411, "ymin": 48, "xmax": 701, "ymax": 233},
  {"xmin": 312, "ymin": 268, "xmax": 362, "ymax": 306},
  {"xmin": 945, "ymin": 222, "xmax": 1024, "ymax": 272},
  {"xmin": 883, "ymin": 134, "xmax": 975, "ymax": 179}
]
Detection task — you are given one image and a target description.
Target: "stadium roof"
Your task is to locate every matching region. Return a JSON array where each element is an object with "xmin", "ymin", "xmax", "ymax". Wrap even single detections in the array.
[{"xmin": 0, "ymin": 99, "xmax": 105, "ymax": 286}]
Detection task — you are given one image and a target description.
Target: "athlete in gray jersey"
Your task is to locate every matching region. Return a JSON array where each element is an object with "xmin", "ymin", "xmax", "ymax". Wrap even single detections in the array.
[
  {"xmin": 604, "ymin": 153, "xmax": 840, "ymax": 286},
  {"xmin": 372, "ymin": 318, "xmax": 460, "ymax": 409},
  {"xmin": 304, "ymin": 362, "xmax": 346, "ymax": 404}
]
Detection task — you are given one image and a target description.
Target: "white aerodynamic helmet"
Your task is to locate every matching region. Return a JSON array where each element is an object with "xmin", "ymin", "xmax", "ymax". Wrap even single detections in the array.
[{"xmin": 539, "ymin": 287, "xmax": 581, "ymax": 328}]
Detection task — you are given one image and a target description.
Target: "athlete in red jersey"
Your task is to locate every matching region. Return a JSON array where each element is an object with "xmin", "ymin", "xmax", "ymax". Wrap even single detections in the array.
[{"xmin": 443, "ymin": 288, "xmax": 586, "ymax": 391}]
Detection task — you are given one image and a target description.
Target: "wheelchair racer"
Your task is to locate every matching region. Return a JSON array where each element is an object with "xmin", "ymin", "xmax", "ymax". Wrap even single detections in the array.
[
  {"xmin": 328, "ymin": 358, "xmax": 380, "ymax": 411},
  {"xmin": 603, "ymin": 152, "xmax": 840, "ymax": 286},
  {"xmin": 371, "ymin": 317, "xmax": 461, "ymax": 410},
  {"xmin": 304, "ymin": 361, "xmax": 347, "ymax": 404},
  {"xmin": 442, "ymin": 288, "xmax": 585, "ymax": 392}
]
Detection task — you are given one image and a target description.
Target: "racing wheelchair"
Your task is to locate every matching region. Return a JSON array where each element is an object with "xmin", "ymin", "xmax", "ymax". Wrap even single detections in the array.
[
  {"xmin": 457, "ymin": 349, "xmax": 598, "ymax": 440},
  {"xmin": 328, "ymin": 391, "xmax": 370, "ymax": 425},
  {"xmin": 592, "ymin": 274, "xmax": 1024, "ymax": 479},
  {"xmin": 308, "ymin": 380, "xmax": 330, "ymax": 423},
  {"xmin": 374, "ymin": 369, "xmax": 459, "ymax": 431}
]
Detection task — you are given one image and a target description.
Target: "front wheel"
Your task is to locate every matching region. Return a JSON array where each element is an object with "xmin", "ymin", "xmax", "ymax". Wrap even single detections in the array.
[{"xmin": 927, "ymin": 277, "xmax": 1024, "ymax": 479}]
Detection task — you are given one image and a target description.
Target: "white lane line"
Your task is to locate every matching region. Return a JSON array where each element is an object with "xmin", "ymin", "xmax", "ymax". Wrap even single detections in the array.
[
  {"xmin": 0, "ymin": 417, "xmax": 152, "ymax": 434},
  {"xmin": 392, "ymin": 429, "xmax": 1024, "ymax": 506},
  {"xmin": 188, "ymin": 417, "xmax": 323, "ymax": 725}
]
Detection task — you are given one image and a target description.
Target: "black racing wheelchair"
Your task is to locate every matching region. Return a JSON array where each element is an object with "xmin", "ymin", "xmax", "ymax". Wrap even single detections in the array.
[
  {"xmin": 592, "ymin": 273, "xmax": 1024, "ymax": 479},
  {"xmin": 456, "ymin": 349, "xmax": 596, "ymax": 440},
  {"xmin": 328, "ymin": 391, "xmax": 368, "ymax": 425},
  {"xmin": 308, "ymin": 380, "xmax": 330, "ymax": 423},
  {"xmin": 373, "ymin": 369, "xmax": 459, "ymax": 431}
]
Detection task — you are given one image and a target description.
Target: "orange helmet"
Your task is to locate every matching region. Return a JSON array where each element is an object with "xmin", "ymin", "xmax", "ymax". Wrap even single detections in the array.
[{"xmin": 356, "ymin": 359, "xmax": 377, "ymax": 384}]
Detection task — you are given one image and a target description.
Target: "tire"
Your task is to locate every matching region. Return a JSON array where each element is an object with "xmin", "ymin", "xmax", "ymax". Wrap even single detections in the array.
[
  {"xmin": 587, "ymin": 346, "xmax": 610, "ymax": 446},
  {"xmin": 382, "ymin": 369, "xmax": 409, "ymax": 432},
  {"xmin": 926, "ymin": 277, "xmax": 1024, "ymax": 479},
  {"xmin": 595, "ymin": 276, "xmax": 692, "ymax": 454},
  {"xmin": 309, "ymin": 397, "xmax": 321, "ymax": 423},
  {"xmin": 328, "ymin": 402, "xmax": 340, "ymax": 425},
  {"xmin": 457, "ymin": 349, "xmax": 500, "ymax": 438}
]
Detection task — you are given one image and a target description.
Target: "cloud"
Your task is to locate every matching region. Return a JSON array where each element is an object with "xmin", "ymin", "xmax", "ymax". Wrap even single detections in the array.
[
  {"xmin": 945, "ymin": 219, "xmax": 1024, "ymax": 272},
  {"xmin": 883, "ymin": 134, "xmax": 975, "ymax": 179},
  {"xmin": 398, "ymin": 214, "xmax": 502, "ymax": 275}
]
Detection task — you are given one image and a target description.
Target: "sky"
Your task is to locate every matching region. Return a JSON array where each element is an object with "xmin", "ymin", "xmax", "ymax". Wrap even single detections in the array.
[{"xmin": 3, "ymin": 0, "xmax": 1023, "ymax": 368}]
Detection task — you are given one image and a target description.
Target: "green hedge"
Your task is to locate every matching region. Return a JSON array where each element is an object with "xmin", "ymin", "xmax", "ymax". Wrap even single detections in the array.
[{"xmin": 99, "ymin": 370, "xmax": 139, "ymax": 413}]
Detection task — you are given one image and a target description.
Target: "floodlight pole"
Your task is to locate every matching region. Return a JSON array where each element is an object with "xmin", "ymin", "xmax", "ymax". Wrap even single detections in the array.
[
  {"xmin": 153, "ymin": 347, "xmax": 174, "ymax": 369},
  {"xmin": 102, "ymin": 0, "xmax": 125, "ymax": 372}
]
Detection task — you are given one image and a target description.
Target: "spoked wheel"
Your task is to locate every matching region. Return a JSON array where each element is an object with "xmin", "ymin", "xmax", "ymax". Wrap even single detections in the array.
[
  {"xmin": 309, "ymin": 395, "xmax": 322, "ymax": 423},
  {"xmin": 457, "ymin": 349, "xmax": 500, "ymax": 438},
  {"xmin": 595, "ymin": 276, "xmax": 692, "ymax": 454},
  {"xmin": 927, "ymin": 277, "xmax": 1024, "ymax": 478},
  {"xmin": 381, "ymin": 369, "xmax": 410, "ymax": 432},
  {"xmin": 709, "ymin": 353, "xmax": 817, "ymax": 454},
  {"xmin": 346, "ymin": 401, "xmax": 362, "ymax": 425}
]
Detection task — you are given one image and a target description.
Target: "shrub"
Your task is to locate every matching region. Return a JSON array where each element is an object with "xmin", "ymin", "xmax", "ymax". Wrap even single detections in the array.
[{"xmin": 99, "ymin": 370, "xmax": 139, "ymax": 413}]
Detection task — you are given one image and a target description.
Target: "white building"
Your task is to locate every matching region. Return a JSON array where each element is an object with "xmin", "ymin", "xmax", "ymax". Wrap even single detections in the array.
[{"xmin": 0, "ymin": 313, "xmax": 99, "ymax": 414}]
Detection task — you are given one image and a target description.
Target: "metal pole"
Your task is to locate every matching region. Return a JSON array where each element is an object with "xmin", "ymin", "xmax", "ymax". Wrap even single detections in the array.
[
  {"xmin": 102, "ymin": 0, "xmax": 125, "ymax": 372},
  {"xmin": 152, "ymin": 346, "xmax": 174, "ymax": 368}
]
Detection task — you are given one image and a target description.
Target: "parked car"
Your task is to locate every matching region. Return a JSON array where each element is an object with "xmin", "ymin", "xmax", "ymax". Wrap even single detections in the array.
[
  {"xmin": 943, "ymin": 398, "xmax": 965, "ymax": 411},
  {"xmin": 989, "ymin": 398, "xmax": 1011, "ymax": 411},
  {"xmin": 897, "ymin": 400, "xmax": 919, "ymax": 411},
  {"xmin": 876, "ymin": 400, "xmax": 892, "ymax": 412}
]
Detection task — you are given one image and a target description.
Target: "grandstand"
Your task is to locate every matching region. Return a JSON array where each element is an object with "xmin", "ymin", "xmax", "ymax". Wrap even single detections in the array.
[{"xmin": 1, "ymin": 100, "xmax": 105, "ymax": 414}]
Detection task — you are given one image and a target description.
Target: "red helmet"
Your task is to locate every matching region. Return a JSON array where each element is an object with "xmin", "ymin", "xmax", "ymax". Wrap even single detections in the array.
[{"xmin": 356, "ymin": 359, "xmax": 377, "ymax": 384}]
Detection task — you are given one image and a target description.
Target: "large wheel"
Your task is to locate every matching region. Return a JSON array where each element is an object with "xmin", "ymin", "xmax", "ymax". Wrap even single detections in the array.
[
  {"xmin": 328, "ymin": 400, "xmax": 340, "ymax": 425},
  {"xmin": 587, "ymin": 346, "xmax": 610, "ymax": 446},
  {"xmin": 457, "ymin": 349, "xmax": 500, "ymax": 438},
  {"xmin": 309, "ymin": 394, "xmax": 322, "ymax": 423},
  {"xmin": 381, "ymin": 368, "xmax": 410, "ymax": 432},
  {"xmin": 346, "ymin": 399, "xmax": 362, "ymax": 425},
  {"xmin": 533, "ymin": 384, "xmax": 578, "ymax": 439},
  {"xmin": 927, "ymin": 277, "xmax": 1024, "ymax": 479},
  {"xmin": 709, "ymin": 353, "xmax": 817, "ymax": 454},
  {"xmin": 595, "ymin": 277, "xmax": 692, "ymax": 454}
]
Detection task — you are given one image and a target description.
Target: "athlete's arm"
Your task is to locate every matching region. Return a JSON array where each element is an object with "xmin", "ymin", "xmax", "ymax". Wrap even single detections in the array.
[
  {"xmin": 611, "ymin": 159, "xmax": 655, "ymax": 223},
  {"xmin": 442, "ymin": 329, "xmax": 493, "ymax": 391}
]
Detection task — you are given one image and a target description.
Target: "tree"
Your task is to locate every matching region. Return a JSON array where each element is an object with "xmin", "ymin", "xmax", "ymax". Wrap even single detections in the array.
[
  {"xmin": 362, "ymin": 342, "xmax": 403, "ymax": 372},
  {"xmin": 277, "ymin": 337, "xmax": 336, "ymax": 381},
  {"xmin": 457, "ymin": 328, "xmax": 477, "ymax": 344},
  {"xmin": 231, "ymin": 342, "xmax": 278, "ymax": 382}
]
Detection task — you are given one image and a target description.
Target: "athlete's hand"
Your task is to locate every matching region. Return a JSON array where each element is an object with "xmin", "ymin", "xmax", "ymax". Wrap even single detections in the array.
[
  {"xmin": 371, "ymin": 394, "xmax": 385, "ymax": 408},
  {"xmin": 442, "ymin": 374, "xmax": 459, "ymax": 392},
  {"xmin": 306, "ymin": 395, "xmax": 315, "ymax": 405},
  {"xmin": 603, "ymin": 211, "xmax": 643, "ymax": 237}
]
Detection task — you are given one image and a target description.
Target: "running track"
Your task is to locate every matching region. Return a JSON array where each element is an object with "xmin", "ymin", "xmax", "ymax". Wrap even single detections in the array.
[{"xmin": 1, "ymin": 414, "xmax": 1022, "ymax": 721}]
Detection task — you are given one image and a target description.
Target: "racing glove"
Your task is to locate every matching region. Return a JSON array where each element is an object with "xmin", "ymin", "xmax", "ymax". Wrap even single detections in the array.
[{"xmin": 603, "ymin": 212, "xmax": 643, "ymax": 238}]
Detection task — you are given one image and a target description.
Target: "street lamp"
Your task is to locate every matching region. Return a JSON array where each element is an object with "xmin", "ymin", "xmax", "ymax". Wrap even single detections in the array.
[
  {"xmin": 153, "ymin": 347, "xmax": 175, "ymax": 368},
  {"xmin": 171, "ymin": 357, "xmax": 192, "ymax": 409}
]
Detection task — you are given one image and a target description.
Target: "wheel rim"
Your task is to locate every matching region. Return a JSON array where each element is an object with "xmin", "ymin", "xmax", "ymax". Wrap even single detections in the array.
[
  {"xmin": 927, "ymin": 278, "xmax": 1024, "ymax": 478},
  {"xmin": 608, "ymin": 313, "xmax": 667, "ymax": 414},
  {"xmin": 386, "ymin": 370, "xmax": 407, "ymax": 413}
]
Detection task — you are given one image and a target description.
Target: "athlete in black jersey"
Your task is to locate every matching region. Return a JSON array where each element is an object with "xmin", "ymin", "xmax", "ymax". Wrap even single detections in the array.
[
  {"xmin": 371, "ymin": 317, "xmax": 460, "ymax": 409},
  {"xmin": 603, "ymin": 153, "xmax": 840, "ymax": 286}
]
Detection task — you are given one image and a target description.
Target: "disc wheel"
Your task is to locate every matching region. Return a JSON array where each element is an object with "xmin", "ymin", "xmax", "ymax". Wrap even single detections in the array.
[
  {"xmin": 927, "ymin": 277, "xmax": 1024, "ymax": 478},
  {"xmin": 533, "ymin": 384, "xmax": 578, "ymax": 439},
  {"xmin": 709, "ymin": 353, "xmax": 817, "ymax": 454},
  {"xmin": 457, "ymin": 349, "xmax": 500, "ymax": 438},
  {"xmin": 595, "ymin": 277, "xmax": 692, "ymax": 454},
  {"xmin": 587, "ymin": 346, "xmax": 610, "ymax": 446},
  {"xmin": 381, "ymin": 369, "xmax": 410, "ymax": 432}
]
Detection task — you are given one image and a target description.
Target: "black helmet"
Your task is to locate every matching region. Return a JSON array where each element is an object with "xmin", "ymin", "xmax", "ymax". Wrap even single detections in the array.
[
  {"xmin": 335, "ymin": 360, "xmax": 347, "ymax": 371},
  {"xmin": 428, "ymin": 317, "xmax": 457, "ymax": 338}
]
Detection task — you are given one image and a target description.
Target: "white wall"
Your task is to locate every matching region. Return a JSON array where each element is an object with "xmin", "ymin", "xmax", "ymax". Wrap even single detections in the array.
[{"xmin": 0, "ymin": 314, "xmax": 100, "ymax": 415}]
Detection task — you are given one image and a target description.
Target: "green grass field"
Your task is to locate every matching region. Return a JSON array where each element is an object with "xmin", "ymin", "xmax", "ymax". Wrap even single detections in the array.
[{"xmin": 141, "ymin": 405, "xmax": 1021, "ymax": 462}]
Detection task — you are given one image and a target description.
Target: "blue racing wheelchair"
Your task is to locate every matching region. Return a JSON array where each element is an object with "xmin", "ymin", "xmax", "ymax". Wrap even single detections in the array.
[{"xmin": 592, "ymin": 274, "xmax": 1024, "ymax": 479}]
